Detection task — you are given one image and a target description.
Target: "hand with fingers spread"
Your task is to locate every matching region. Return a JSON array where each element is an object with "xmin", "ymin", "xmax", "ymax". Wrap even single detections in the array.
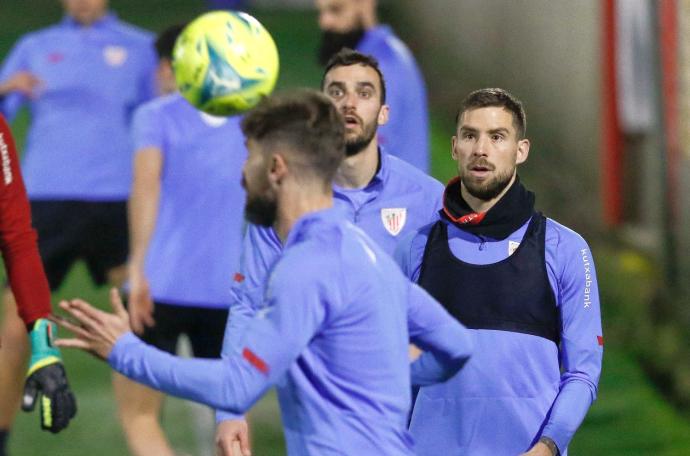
[
  {"xmin": 53, "ymin": 288, "xmax": 132, "ymax": 360},
  {"xmin": 216, "ymin": 419, "xmax": 251, "ymax": 456}
]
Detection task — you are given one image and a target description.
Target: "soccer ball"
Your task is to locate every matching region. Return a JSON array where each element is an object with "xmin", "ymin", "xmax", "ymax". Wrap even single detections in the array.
[{"xmin": 172, "ymin": 11, "xmax": 279, "ymax": 116}]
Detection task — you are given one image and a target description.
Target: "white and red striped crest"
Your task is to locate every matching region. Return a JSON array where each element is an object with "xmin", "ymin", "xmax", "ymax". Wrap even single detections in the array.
[{"xmin": 380, "ymin": 208, "xmax": 407, "ymax": 236}]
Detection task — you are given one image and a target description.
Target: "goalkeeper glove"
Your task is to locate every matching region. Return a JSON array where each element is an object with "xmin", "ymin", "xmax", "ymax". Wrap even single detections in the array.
[{"xmin": 21, "ymin": 318, "xmax": 77, "ymax": 433}]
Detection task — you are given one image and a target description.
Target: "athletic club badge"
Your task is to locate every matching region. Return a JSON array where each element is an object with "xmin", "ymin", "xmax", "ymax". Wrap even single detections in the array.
[
  {"xmin": 381, "ymin": 208, "xmax": 407, "ymax": 236},
  {"xmin": 103, "ymin": 45, "xmax": 128, "ymax": 67}
]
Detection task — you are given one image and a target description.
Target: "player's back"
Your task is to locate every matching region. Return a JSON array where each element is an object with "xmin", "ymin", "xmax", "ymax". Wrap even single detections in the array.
[{"xmin": 272, "ymin": 209, "xmax": 414, "ymax": 455}]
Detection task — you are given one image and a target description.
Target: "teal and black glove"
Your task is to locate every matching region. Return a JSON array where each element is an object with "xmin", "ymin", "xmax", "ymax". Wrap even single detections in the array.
[{"xmin": 21, "ymin": 318, "xmax": 77, "ymax": 433}]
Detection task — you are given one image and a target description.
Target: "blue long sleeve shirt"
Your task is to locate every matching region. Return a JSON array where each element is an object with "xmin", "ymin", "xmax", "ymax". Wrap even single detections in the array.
[
  {"xmin": 109, "ymin": 207, "xmax": 473, "ymax": 456},
  {"xmin": 394, "ymin": 216, "xmax": 603, "ymax": 455},
  {"xmin": 0, "ymin": 13, "xmax": 157, "ymax": 200},
  {"xmin": 357, "ymin": 26, "xmax": 430, "ymax": 172},
  {"xmin": 217, "ymin": 150, "xmax": 443, "ymax": 423},
  {"xmin": 130, "ymin": 93, "xmax": 246, "ymax": 308}
]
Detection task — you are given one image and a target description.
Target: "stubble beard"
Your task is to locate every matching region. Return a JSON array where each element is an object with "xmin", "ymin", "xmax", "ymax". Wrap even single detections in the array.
[
  {"xmin": 344, "ymin": 120, "xmax": 377, "ymax": 157},
  {"xmin": 244, "ymin": 194, "xmax": 278, "ymax": 227},
  {"xmin": 461, "ymin": 166, "xmax": 515, "ymax": 201}
]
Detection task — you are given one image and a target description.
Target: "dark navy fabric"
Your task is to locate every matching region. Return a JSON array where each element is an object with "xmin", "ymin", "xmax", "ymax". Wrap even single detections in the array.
[{"xmin": 418, "ymin": 213, "xmax": 559, "ymax": 344}]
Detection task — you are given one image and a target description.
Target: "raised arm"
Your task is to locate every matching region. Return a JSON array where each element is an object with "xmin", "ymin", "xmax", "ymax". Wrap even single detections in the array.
[{"xmin": 73, "ymin": 256, "xmax": 331, "ymax": 415}]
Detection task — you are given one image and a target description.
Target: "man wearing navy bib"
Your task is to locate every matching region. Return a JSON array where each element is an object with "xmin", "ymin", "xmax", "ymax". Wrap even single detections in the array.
[{"xmin": 396, "ymin": 88, "xmax": 603, "ymax": 456}]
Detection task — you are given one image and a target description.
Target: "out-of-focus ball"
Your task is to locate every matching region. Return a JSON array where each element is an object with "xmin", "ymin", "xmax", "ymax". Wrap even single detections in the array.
[{"xmin": 172, "ymin": 11, "xmax": 279, "ymax": 116}]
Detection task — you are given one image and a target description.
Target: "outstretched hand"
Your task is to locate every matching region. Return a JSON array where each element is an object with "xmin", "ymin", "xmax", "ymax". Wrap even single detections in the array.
[{"xmin": 52, "ymin": 288, "xmax": 132, "ymax": 360}]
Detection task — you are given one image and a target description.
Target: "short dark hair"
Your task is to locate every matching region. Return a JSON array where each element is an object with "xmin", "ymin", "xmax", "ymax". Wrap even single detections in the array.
[
  {"xmin": 455, "ymin": 88, "xmax": 527, "ymax": 139},
  {"xmin": 321, "ymin": 48, "xmax": 386, "ymax": 103},
  {"xmin": 155, "ymin": 23, "xmax": 187, "ymax": 60},
  {"xmin": 241, "ymin": 90, "xmax": 346, "ymax": 185}
]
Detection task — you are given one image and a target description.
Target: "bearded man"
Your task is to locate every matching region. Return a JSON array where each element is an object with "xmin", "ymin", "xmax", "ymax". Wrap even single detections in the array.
[
  {"xmin": 395, "ymin": 88, "xmax": 604, "ymax": 456},
  {"xmin": 316, "ymin": 0, "xmax": 430, "ymax": 172}
]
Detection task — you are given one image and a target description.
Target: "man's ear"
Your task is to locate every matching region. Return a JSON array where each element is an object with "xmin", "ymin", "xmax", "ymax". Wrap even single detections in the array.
[
  {"xmin": 451, "ymin": 135, "xmax": 459, "ymax": 160},
  {"xmin": 377, "ymin": 104, "xmax": 389, "ymax": 126},
  {"xmin": 516, "ymin": 138, "xmax": 530, "ymax": 165},
  {"xmin": 268, "ymin": 152, "xmax": 289, "ymax": 188}
]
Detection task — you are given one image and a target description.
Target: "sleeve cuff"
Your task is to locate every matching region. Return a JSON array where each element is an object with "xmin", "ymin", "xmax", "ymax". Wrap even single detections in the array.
[
  {"xmin": 107, "ymin": 331, "xmax": 141, "ymax": 371},
  {"xmin": 540, "ymin": 426, "xmax": 568, "ymax": 456},
  {"xmin": 216, "ymin": 410, "xmax": 245, "ymax": 423}
]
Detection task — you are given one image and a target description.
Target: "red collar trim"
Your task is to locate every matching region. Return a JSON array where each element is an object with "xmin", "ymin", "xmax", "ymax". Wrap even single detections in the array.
[{"xmin": 442, "ymin": 177, "xmax": 486, "ymax": 225}]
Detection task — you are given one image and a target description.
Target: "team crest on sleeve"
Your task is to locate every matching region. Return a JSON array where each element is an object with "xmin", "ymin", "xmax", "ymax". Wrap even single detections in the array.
[
  {"xmin": 381, "ymin": 208, "xmax": 407, "ymax": 236},
  {"xmin": 103, "ymin": 46, "xmax": 128, "ymax": 67}
]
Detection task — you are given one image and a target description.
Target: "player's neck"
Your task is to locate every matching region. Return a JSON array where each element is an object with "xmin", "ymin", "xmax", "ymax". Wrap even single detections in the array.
[
  {"xmin": 73, "ymin": 12, "xmax": 108, "ymax": 27},
  {"xmin": 274, "ymin": 183, "xmax": 334, "ymax": 243},
  {"xmin": 362, "ymin": 11, "xmax": 378, "ymax": 29},
  {"xmin": 461, "ymin": 173, "xmax": 517, "ymax": 213},
  {"xmin": 333, "ymin": 141, "xmax": 379, "ymax": 189}
]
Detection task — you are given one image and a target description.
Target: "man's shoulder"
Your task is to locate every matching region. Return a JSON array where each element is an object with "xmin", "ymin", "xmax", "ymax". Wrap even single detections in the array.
[
  {"xmin": 107, "ymin": 18, "xmax": 155, "ymax": 45},
  {"xmin": 383, "ymin": 153, "xmax": 443, "ymax": 194},
  {"xmin": 279, "ymin": 222, "xmax": 345, "ymax": 280},
  {"xmin": 15, "ymin": 24, "xmax": 64, "ymax": 47},
  {"xmin": 544, "ymin": 216, "xmax": 591, "ymax": 253},
  {"xmin": 133, "ymin": 94, "xmax": 181, "ymax": 127},
  {"xmin": 139, "ymin": 92, "xmax": 180, "ymax": 112},
  {"xmin": 361, "ymin": 25, "xmax": 416, "ymax": 67}
]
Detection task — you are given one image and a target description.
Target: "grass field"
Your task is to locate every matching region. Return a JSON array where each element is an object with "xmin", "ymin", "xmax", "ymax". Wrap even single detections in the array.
[{"xmin": 3, "ymin": 1, "xmax": 690, "ymax": 455}]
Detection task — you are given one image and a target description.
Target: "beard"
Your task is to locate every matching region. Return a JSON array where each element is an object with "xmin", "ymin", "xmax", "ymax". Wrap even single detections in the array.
[
  {"xmin": 345, "ymin": 119, "xmax": 378, "ymax": 156},
  {"xmin": 244, "ymin": 193, "xmax": 277, "ymax": 227},
  {"xmin": 317, "ymin": 27, "xmax": 366, "ymax": 65},
  {"xmin": 461, "ymin": 164, "xmax": 515, "ymax": 201}
]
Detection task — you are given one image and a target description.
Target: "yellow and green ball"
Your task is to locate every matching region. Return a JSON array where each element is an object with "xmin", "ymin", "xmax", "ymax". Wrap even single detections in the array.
[{"xmin": 172, "ymin": 11, "xmax": 279, "ymax": 116}]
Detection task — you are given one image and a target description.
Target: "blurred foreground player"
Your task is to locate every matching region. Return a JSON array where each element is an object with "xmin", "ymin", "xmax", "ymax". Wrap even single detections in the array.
[
  {"xmin": 55, "ymin": 91, "xmax": 473, "ymax": 456},
  {"xmin": 0, "ymin": 116, "xmax": 76, "ymax": 456},
  {"xmin": 316, "ymin": 0, "xmax": 430, "ymax": 171},
  {"xmin": 396, "ymin": 88, "xmax": 603, "ymax": 456},
  {"xmin": 117, "ymin": 24, "xmax": 247, "ymax": 456},
  {"xmin": 214, "ymin": 48, "xmax": 443, "ymax": 454}
]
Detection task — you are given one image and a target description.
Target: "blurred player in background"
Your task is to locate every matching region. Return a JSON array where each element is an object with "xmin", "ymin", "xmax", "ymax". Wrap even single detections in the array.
[
  {"xmin": 316, "ymin": 0, "xmax": 430, "ymax": 172},
  {"xmin": 117, "ymin": 24, "xmax": 247, "ymax": 456},
  {"xmin": 0, "ymin": 0, "xmax": 155, "ymax": 451},
  {"xmin": 215, "ymin": 48, "xmax": 442, "ymax": 454},
  {"xmin": 54, "ymin": 90, "xmax": 474, "ymax": 456},
  {"xmin": 207, "ymin": 0, "xmax": 246, "ymax": 9},
  {"xmin": 395, "ymin": 88, "xmax": 603, "ymax": 456},
  {"xmin": 0, "ymin": 116, "xmax": 76, "ymax": 454}
]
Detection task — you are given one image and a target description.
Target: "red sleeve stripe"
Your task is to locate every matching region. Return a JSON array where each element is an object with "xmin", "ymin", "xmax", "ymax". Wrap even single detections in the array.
[
  {"xmin": 243, "ymin": 348, "xmax": 270, "ymax": 375},
  {"xmin": 597, "ymin": 335, "xmax": 604, "ymax": 346}
]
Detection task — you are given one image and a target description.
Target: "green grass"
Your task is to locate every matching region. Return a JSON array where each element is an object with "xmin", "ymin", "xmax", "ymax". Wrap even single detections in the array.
[{"xmin": 3, "ymin": 2, "xmax": 690, "ymax": 455}]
